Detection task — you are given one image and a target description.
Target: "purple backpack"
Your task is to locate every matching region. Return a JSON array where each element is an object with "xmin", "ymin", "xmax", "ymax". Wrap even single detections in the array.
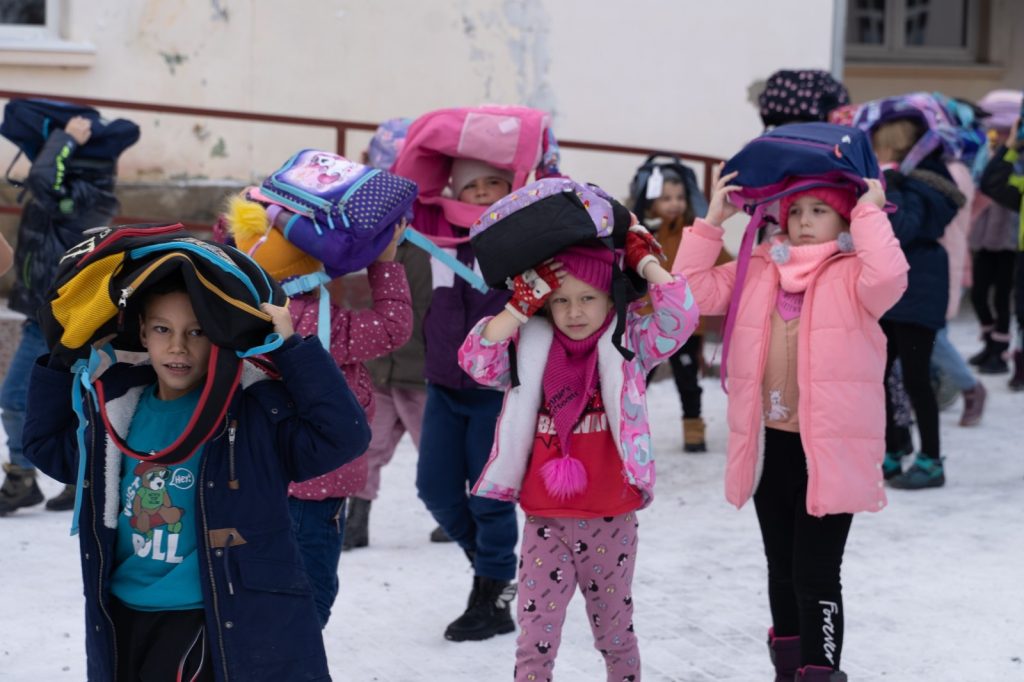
[
  {"xmin": 851, "ymin": 92, "xmax": 962, "ymax": 173},
  {"xmin": 252, "ymin": 149, "xmax": 418, "ymax": 277}
]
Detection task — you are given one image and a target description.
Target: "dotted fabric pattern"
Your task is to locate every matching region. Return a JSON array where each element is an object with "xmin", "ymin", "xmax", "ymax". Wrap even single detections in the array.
[{"xmin": 343, "ymin": 172, "xmax": 417, "ymax": 235}]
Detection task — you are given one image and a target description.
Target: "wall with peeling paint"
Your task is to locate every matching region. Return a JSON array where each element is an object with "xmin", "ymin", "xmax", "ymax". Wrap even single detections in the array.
[{"xmin": 0, "ymin": 0, "xmax": 834, "ymax": 198}]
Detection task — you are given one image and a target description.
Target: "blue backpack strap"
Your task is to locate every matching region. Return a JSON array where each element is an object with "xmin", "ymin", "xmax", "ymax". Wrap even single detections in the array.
[
  {"xmin": 402, "ymin": 227, "xmax": 490, "ymax": 293},
  {"xmin": 68, "ymin": 344, "xmax": 116, "ymax": 536}
]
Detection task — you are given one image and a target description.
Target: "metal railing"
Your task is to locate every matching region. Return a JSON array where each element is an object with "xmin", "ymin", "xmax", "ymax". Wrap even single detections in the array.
[{"xmin": 0, "ymin": 90, "xmax": 724, "ymax": 228}]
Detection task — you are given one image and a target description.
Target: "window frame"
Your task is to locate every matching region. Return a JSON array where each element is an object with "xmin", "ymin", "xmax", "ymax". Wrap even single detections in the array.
[
  {"xmin": 0, "ymin": 0, "xmax": 61, "ymax": 44},
  {"xmin": 846, "ymin": 0, "xmax": 981, "ymax": 63}
]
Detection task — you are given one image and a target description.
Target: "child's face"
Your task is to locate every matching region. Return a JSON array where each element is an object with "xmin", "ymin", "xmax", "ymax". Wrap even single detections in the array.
[
  {"xmin": 548, "ymin": 274, "xmax": 613, "ymax": 341},
  {"xmin": 139, "ymin": 291, "xmax": 212, "ymax": 401},
  {"xmin": 786, "ymin": 196, "xmax": 848, "ymax": 245},
  {"xmin": 458, "ymin": 176, "xmax": 512, "ymax": 206},
  {"xmin": 650, "ymin": 181, "xmax": 688, "ymax": 223}
]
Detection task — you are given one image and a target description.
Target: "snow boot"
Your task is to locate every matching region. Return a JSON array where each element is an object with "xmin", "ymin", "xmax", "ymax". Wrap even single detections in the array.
[
  {"xmin": 795, "ymin": 665, "xmax": 848, "ymax": 681},
  {"xmin": 767, "ymin": 628, "xmax": 800, "ymax": 682},
  {"xmin": 977, "ymin": 339, "xmax": 1009, "ymax": 374},
  {"xmin": 968, "ymin": 328, "xmax": 993, "ymax": 366},
  {"xmin": 430, "ymin": 524, "xmax": 454, "ymax": 543},
  {"xmin": 45, "ymin": 484, "xmax": 77, "ymax": 512},
  {"xmin": 882, "ymin": 451, "xmax": 904, "ymax": 480},
  {"xmin": 443, "ymin": 576, "xmax": 516, "ymax": 642},
  {"xmin": 1009, "ymin": 351, "xmax": 1024, "ymax": 392},
  {"xmin": 342, "ymin": 497, "xmax": 371, "ymax": 551},
  {"xmin": 888, "ymin": 455, "xmax": 945, "ymax": 490},
  {"xmin": 0, "ymin": 463, "xmax": 44, "ymax": 515},
  {"xmin": 683, "ymin": 417, "xmax": 707, "ymax": 453},
  {"xmin": 958, "ymin": 381, "xmax": 986, "ymax": 427}
]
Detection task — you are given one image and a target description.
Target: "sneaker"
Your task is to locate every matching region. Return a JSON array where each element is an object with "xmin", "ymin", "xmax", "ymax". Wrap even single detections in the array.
[
  {"xmin": 45, "ymin": 484, "xmax": 77, "ymax": 512},
  {"xmin": 430, "ymin": 525, "xmax": 454, "ymax": 543},
  {"xmin": 888, "ymin": 455, "xmax": 945, "ymax": 490},
  {"xmin": 683, "ymin": 417, "xmax": 707, "ymax": 453},
  {"xmin": 958, "ymin": 382, "xmax": 986, "ymax": 427},
  {"xmin": 882, "ymin": 452, "xmax": 904, "ymax": 480},
  {"xmin": 443, "ymin": 576, "xmax": 516, "ymax": 642},
  {"xmin": 0, "ymin": 463, "xmax": 45, "ymax": 515}
]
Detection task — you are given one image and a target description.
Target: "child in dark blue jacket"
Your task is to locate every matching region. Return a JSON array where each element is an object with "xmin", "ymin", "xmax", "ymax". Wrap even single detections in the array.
[{"xmin": 23, "ymin": 275, "xmax": 370, "ymax": 682}]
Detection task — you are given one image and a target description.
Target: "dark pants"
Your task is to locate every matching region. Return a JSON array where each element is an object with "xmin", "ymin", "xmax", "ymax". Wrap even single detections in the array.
[
  {"xmin": 754, "ymin": 429, "xmax": 853, "ymax": 671},
  {"xmin": 1016, "ymin": 252, "xmax": 1024, "ymax": 346},
  {"xmin": 289, "ymin": 497, "xmax": 347, "ymax": 628},
  {"xmin": 416, "ymin": 383, "xmax": 517, "ymax": 581},
  {"xmin": 669, "ymin": 333, "xmax": 703, "ymax": 418},
  {"xmin": 882, "ymin": 320, "xmax": 940, "ymax": 457},
  {"xmin": 111, "ymin": 598, "xmax": 213, "ymax": 682},
  {"xmin": 971, "ymin": 249, "xmax": 1016, "ymax": 335}
]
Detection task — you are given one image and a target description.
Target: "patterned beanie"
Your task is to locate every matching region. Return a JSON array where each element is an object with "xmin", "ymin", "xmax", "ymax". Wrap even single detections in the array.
[
  {"xmin": 779, "ymin": 186, "xmax": 857, "ymax": 225},
  {"xmin": 555, "ymin": 245, "xmax": 614, "ymax": 293}
]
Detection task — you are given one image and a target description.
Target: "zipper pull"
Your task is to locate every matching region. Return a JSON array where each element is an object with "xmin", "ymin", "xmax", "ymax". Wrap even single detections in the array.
[
  {"xmin": 118, "ymin": 285, "xmax": 134, "ymax": 308},
  {"xmin": 227, "ymin": 420, "xmax": 240, "ymax": 490}
]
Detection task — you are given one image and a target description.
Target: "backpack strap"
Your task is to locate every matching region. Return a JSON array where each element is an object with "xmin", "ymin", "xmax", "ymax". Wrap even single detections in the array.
[
  {"xmin": 718, "ymin": 203, "xmax": 767, "ymax": 393},
  {"xmin": 67, "ymin": 343, "xmax": 117, "ymax": 536},
  {"xmin": 403, "ymin": 227, "xmax": 490, "ymax": 293}
]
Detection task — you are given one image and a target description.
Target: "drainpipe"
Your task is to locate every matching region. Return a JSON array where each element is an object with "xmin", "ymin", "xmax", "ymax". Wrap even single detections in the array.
[{"xmin": 832, "ymin": 0, "xmax": 847, "ymax": 80}]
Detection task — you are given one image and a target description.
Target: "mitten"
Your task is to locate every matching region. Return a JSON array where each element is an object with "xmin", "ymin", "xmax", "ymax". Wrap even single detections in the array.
[
  {"xmin": 505, "ymin": 263, "xmax": 561, "ymax": 323},
  {"xmin": 625, "ymin": 225, "xmax": 664, "ymax": 274}
]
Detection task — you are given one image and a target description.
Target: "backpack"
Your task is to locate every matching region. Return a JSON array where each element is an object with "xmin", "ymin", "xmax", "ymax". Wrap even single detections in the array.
[
  {"xmin": 0, "ymin": 98, "xmax": 140, "ymax": 162},
  {"xmin": 628, "ymin": 154, "xmax": 709, "ymax": 224},
  {"xmin": 470, "ymin": 177, "xmax": 642, "ymax": 370},
  {"xmin": 716, "ymin": 122, "xmax": 883, "ymax": 390},
  {"xmin": 249, "ymin": 149, "xmax": 418, "ymax": 278},
  {"xmin": 851, "ymin": 92, "xmax": 962, "ymax": 173},
  {"xmin": 759, "ymin": 70, "xmax": 850, "ymax": 128}
]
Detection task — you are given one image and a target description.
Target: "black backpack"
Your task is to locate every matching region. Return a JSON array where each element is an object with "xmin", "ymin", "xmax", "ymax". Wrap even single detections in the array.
[
  {"xmin": 0, "ymin": 98, "xmax": 140, "ymax": 162},
  {"xmin": 628, "ymin": 154, "xmax": 709, "ymax": 225}
]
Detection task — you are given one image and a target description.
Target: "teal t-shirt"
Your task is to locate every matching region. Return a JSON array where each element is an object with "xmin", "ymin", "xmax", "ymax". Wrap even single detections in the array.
[{"xmin": 110, "ymin": 384, "xmax": 205, "ymax": 611}]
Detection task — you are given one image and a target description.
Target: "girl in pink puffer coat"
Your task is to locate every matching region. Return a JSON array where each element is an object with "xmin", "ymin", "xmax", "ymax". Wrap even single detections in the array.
[{"xmin": 673, "ymin": 165, "xmax": 908, "ymax": 682}]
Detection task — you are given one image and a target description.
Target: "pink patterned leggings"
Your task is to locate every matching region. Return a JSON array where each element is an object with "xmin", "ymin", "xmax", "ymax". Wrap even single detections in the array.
[{"xmin": 515, "ymin": 512, "xmax": 641, "ymax": 682}]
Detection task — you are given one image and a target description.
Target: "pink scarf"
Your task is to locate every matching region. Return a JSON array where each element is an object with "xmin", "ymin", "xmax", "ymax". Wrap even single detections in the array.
[
  {"xmin": 540, "ymin": 313, "xmax": 613, "ymax": 499},
  {"xmin": 770, "ymin": 238, "xmax": 841, "ymax": 321}
]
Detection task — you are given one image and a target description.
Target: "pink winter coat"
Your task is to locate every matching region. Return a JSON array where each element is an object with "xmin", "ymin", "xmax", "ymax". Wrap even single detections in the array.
[
  {"xmin": 288, "ymin": 261, "xmax": 413, "ymax": 500},
  {"xmin": 939, "ymin": 161, "xmax": 975, "ymax": 318},
  {"xmin": 672, "ymin": 203, "xmax": 909, "ymax": 516}
]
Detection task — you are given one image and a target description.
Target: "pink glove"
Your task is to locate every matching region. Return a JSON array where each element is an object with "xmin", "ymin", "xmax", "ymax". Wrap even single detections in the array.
[
  {"xmin": 625, "ymin": 225, "xmax": 664, "ymax": 274},
  {"xmin": 505, "ymin": 263, "xmax": 561, "ymax": 323}
]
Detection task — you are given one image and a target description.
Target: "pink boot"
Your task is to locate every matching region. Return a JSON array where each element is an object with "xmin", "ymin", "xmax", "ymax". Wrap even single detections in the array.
[
  {"xmin": 768, "ymin": 628, "xmax": 800, "ymax": 682},
  {"xmin": 796, "ymin": 664, "xmax": 848, "ymax": 681}
]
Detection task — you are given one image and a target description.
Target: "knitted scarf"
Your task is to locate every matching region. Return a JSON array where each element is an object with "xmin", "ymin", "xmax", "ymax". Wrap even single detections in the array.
[
  {"xmin": 770, "ymin": 237, "xmax": 843, "ymax": 321},
  {"xmin": 540, "ymin": 312, "xmax": 614, "ymax": 499}
]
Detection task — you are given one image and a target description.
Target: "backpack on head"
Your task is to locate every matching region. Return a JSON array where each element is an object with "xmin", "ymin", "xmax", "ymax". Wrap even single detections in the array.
[
  {"xmin": 759, "ymin": 70, "xmax": 850, "ymax": 128},
  {"xmin": 0, "ymin": 98, "xmax": 140, "ymax": 163},
  {"xmin": 852, "ymin": 92, "xmax": 962, "ymax": 173},
  {"xmin": 628, "ymin": 154, "xmax": 709, "ymax": 226}
]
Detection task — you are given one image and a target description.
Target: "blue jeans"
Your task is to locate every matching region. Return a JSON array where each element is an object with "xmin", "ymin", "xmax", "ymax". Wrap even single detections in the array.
[
  {"xmin": 416, "ymin": 383, "xmax": 517, "ymax": 581},
  {"xmin": 289, "ymin": 497, "xmax": 347, "ymax": 629},
  {"xmin": 1, "ymin": 320, "xmax": 49, "ymax": 469},
  {"xmin": 931, "ymin": 326, "xmax": 977, "ymax": 391}
]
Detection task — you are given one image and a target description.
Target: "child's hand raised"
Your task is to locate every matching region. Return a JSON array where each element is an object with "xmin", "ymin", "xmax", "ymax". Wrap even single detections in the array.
[
  {"xmin": 705, "ymin": 163, "xmax": 741, "ymax": 227},
  {"xmin": 261, "ymin": 302, "xmax": 295, "ymax": 340},
  {"xmin": 505, "ymin": 261, "xmax": 564, "ymax": 323},
  {"xmin": 376, "ymin": 220, "xmax": 408, "ymax": 262},
  {"xmin": 64, "ymin": 116, "xmax": 92, "ymax": 145},
  {"xmin": 857, "ymin": 178, "xmax": 886, "ymax": 209},
  {"xmin": 625, "ymin": 225, "xmax": 664, "ymax": 276}
]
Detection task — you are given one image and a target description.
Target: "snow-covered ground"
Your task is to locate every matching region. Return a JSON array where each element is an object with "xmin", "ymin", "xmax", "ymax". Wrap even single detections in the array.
[{"xmin": 1, "ymin": 315, "xmax": 1021, "ymax": 681}]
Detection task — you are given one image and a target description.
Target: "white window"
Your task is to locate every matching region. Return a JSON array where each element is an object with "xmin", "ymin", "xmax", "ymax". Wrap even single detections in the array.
[
  {"xmin": 846, "ymin": 0, "xmax": 981, "ymax": 63},
  {"xmin": 0, "ymin": 0, "xmax": 61, "ymax": 43}
]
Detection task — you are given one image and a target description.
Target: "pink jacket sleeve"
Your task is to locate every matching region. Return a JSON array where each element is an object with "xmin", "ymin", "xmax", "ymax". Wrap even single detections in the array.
[
  {"xmin": 849, "ymin": 203, "xmax": 910, "ymax": 319},
  {"xmin": 457, "ymin": 317, "xmax": 515, "ymax": 389},
  {"xmin": 670, "ymin": 218, "xmax": 738, "ymax": 316},
  {"xmin": 627, "ymin": 274, "xmax": 700, "ymax": 374}
]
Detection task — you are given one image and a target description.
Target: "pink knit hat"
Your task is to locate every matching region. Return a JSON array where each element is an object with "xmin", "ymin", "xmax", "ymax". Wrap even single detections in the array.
[
  {"xmin": 779, "ymin": 186, "xmax": 857, "ymax": 224},
  {"xmin": 555, "ymin": 245, "xmax": 614, "ymax": 293}
]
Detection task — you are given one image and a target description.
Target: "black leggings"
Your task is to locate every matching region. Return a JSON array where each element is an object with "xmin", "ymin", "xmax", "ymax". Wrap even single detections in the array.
[
  {"xmin": 971, "ymin": 249, "xmax": 1016, "ymax": 335},
  {"xmin": 112, "ymin": 598, "xmax": 214, "ymax": 682},
  {"xmin": 1016, "ymin": 252, "xmax": 1024, "ymax": 345},
  {"xmin": 754, "ymin": 428, "xmax": 853, "ymax": 670},
  {"xmin": 668, "ymin": 333, "xmax": 703, "ymax": 418},
  {"xmin": 882, "ymin": 320, "xmax": 940, "ymax": 458}
]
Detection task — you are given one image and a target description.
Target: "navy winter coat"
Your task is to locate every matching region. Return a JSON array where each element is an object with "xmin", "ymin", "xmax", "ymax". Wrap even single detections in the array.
[
  {"xmin": 23, "ymin": 336, "xmax": 370, "ymax": 682},
  {"xmin": 881, "ymin": 156, "xmax": 963, "ymax": 330}
]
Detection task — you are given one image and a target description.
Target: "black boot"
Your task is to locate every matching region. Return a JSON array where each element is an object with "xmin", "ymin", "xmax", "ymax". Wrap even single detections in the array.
[
  {"xmin": 45, "ymin": 484, "xmax": 77, "ymax": 512},
  {"xmin": 342, "ymin": 497, "xmax": 371, "ymax": 551},
  {"xmin": 430, "ymin": 524, "xmax": 454, "ymax": 543},
  {"xmin": 978, "ymin": 341, "xmax": 1009, "ymax": 374},
  {"xmin": 1009, "ymin": 350, "xmax": 1024, "ymax": 392},
  {"xmin": 443, "ymin": 576, "xmax": 516, "ymax": 642},
  {"xmin": 0, "ymin": 463, "xmax": 44, "ymax": 516},
  {"xmin": 968, "ymin": 330, "xmax": 993, "ymax": 366}
]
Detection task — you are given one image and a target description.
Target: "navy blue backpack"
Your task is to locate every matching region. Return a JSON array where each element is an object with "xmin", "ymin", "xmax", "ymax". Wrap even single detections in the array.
[{"xmin": 0, "ymin": 98, "xmax": 140, "ymax": 162}]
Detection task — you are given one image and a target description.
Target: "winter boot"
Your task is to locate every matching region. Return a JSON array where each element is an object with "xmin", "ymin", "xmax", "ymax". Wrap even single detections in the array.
[
  {"xmin": 683, "ymin": 417, "xmax": 707, "ymax": 453},
  {"xmin": 45, "ymin": 484, "xmax": 77, "ymax": 512},
  {"xmin": 443, "ymin": 576, "xmax": 516, "ymax": 642},
  {"xmin": 430, "ymin": 524, "xmax": 454, "ymax": 543},
  {"xmin": 767, "ymin": 628, "xmax": 800, "ymax": 682},
  {"xmin": 882, "ymin": 451, "xmax": 904, "ymax": 480},
  {"xmin": 888, "ymin": 455, "xmax": 945, "ymax": 490},
  {"xmin": 1009, "ymin": 351, "xmax": 1024, "ymax": 392},
  {"xmin": 968, "ymin": 329, "xmax": 993, "ymax": 366},
  {"xmin": 978, "ymin": 340, "xmax": 1010, "ymax": 374},
  {"xmin": 0, "ymin": 463, "xmax": 44, "ymax": 515},
  {"xmin": 958, "ymin": 382, "xmax": 986, "ymax": 427},
  {"xmin": 795, "ymin": 665, "xmax": 848, "ymax": 681},
  {"xmin": 342, "ymin": 497, "xmax": 371, "ymax": 550}
]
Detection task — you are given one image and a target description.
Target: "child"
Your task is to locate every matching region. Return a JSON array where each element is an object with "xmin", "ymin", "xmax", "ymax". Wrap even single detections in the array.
[
  {"xmin": 1, "ymin": 116, "xmax": 120, "ymax": 516},
  {"xmin": 458, "ymin": 231, "xmax": 699, "ymax": 681},
  {"xmin": 227, "ymin": 199, "xmax": 413, "ymax": 627},
  {"xmin": 871, "ymin": 119, "xmax": 963, "ymax": 489},
  {"xmin": 22, "ymin": 273, "xmax": 370, "ymax": 681},
  {"xmin": 674, "ymin": 165, "xmax": 908, "ymax": 681},
  {"xmin": 415, "ymin": 158, "xmax": 519, "ymax": 641},
  {"xmin": 979, "ymin": 114, "xmax": 1024, "ymax": 390}
]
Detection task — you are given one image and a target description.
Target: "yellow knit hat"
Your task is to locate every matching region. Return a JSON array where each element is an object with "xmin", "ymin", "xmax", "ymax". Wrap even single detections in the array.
[{"xmin": 225, "ymin": 195, "xmax": 322, "ymax": 283}]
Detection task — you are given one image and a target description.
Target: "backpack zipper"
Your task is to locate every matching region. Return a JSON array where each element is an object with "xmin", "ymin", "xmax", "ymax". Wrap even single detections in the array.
[{"xmin": 227, "ymin": 419, "xmax": 239, "ymax": 490}]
